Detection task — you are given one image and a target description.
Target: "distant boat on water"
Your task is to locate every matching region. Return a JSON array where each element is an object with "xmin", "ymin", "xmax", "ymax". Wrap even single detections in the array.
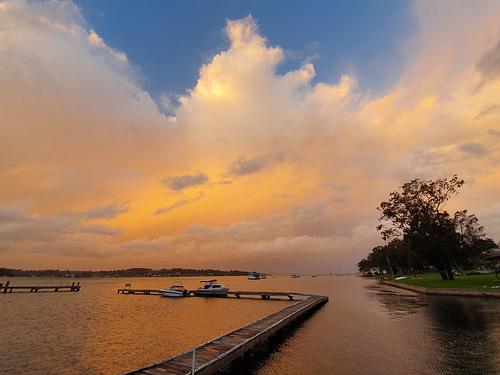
[
  {"xmin": 248, "ymin": 272, "xmax": 261, "ymax": 280},
  {"xmin": 291, "ymin": 274, "xmax": 301, "ymax": 278},
  {"xmin": 267, "ymin": 266, "xmax": 274, "ymax": 278}
]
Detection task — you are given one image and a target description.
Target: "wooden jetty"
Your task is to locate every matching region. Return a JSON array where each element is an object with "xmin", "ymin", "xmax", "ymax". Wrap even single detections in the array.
[
  {"xmin": 118, "ymin": 285, "xmax": 311, "ymax": 301},
  {"xmin": 121, "ymin": 294, "xmax": 328, "ymax": 375},
  {"xmin": 230, "ymin": 291, "xmax": 311, "ymax": 300},
  {"xmin": 0, "ymin": 280, "xmax": 81, "ymax": 293},
  {"xmin": 117, "ymin": 288, "xmax": 163, "ymax": 295}
]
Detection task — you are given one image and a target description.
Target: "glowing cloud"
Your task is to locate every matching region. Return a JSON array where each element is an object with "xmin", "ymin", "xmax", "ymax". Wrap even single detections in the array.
[{"xmin": 1, "ymin": 1, "xmax": 500, "ymax": 273}]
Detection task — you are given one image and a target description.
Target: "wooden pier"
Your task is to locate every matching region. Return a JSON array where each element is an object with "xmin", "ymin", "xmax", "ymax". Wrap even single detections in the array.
[
  {"xmin": 118, "ymin": 286, "xmax": 311, "ymax": 301},
  {"xmin": 121, "ymin": 294, "xmax": 328, "ymax": 375},
  {"xmin": 230, "ymin": 291, "xmax": 311, "ymax": 300},
  {"xmin": 117, "ymin": 288, "xmax": 163, "ymax": 295},
  {"xmin": 0, "ymin": 281, "xmax": 81, "ymax": 293}
]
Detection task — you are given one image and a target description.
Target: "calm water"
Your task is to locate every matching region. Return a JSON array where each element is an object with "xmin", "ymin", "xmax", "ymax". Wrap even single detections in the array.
[{"xmin": 1, "ymin": 276, "xmax": 500, "ymax": 374}]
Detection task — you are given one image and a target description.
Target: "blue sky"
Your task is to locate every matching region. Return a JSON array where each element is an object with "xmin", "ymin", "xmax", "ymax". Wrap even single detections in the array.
[
  {"xmin": 2, "ymin": 0, "xmax": 500, "ymax": 272},
  {"xmin": 75, "ymin": 1, "xmax": 415, "ymax": 101}
]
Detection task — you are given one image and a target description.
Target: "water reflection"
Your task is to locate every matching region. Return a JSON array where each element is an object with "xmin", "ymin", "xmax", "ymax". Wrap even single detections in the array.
[
  {"xmin": 2, "ymin": 276, "xmax": 500, "ymax": 374},
  {"xmin": 0, "ymin": 277, "xmax": 294, "ymax": 374},
  {"xmin": 367, "ymin": 282, "xmax": 500, "ymax": 374},
  {"xmin": 365, "ymin": 282, "xmax": 428, "ymax": 319},
  {"xmin": 427, "ymin": 296, "xmax": 499, "ymax": 374}
]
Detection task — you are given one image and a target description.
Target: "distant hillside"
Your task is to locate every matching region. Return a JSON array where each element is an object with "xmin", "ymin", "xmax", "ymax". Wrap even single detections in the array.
[{"xmin": 0, "ymin": 267, "xmax": 249, "ymax": 278}]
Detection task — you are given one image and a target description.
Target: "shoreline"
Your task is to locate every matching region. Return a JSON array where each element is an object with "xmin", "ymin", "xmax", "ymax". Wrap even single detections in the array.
[{"xmin": 383, "ymin": 280, "xmax": 500, "ymax": 298}]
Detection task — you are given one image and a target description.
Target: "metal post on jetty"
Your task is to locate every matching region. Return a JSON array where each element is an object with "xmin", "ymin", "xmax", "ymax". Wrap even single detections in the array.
[{"xmin": 192, "ymin": 346, "xmax": 196, "ymax": 374}]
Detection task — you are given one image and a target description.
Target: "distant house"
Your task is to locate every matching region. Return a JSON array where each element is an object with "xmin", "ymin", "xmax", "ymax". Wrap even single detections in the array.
[{"xmin": 484, "ymin": 248, "xmax": 500, "ymax": 268}]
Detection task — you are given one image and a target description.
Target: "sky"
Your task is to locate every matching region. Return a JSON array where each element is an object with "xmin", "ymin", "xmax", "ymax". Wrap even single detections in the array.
[{"xmin": 1, "ymin": 0, "xmax": 500, "ymax": 274}]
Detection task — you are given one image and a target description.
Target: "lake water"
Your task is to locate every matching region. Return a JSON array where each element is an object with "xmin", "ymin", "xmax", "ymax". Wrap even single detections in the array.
[{"xmin": 1, "ymin": 276, "xmax": 500, "ymax": 374}]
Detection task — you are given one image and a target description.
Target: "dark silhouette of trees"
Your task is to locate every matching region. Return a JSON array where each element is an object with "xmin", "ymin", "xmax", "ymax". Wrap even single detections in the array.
[
  {"xmin": 357, "ymin": 239, "xmax": 423, "ymax": 276},
  {"xmin": 0, "ymin": 267, "xmax": 249, "ymax": 278},
  {"xmin": 359, "ymin": 176, "xmax": 496, "ymax": 280}
]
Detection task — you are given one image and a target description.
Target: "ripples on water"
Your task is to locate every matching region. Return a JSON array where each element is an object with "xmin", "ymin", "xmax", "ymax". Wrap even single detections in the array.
[{"xmin": 1, "ymin": 276, "xmax": 500, "ymax": 374}]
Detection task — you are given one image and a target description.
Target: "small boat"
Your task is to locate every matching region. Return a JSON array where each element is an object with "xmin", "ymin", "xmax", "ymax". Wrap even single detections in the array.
[
  {"xmin": 248, "ymin": 272, "xmax": 261, "ymax": 280},
  {"xmin": 193, "ymin": 279, "xmax": 229, "ymax": 296},
  {"xmin": 312, "ymin": 274, "xmax": 317, "ymax": 277},
  {"xmin": 291, "ymin": 274, "xmax": 301, "ymax": 278},
  {"xmin": 160, "ymin": 284, "xmax": 189, "ymax": 297}
]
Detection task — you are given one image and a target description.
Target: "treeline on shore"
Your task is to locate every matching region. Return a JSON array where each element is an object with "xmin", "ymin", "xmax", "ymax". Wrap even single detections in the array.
[
  {"xmin": 358, "ymin": 176, "xmax": 498, "ymax": 280},
  {"xmin": 0, "ymin": 267, "xmax": 249, "ymax": 278}
]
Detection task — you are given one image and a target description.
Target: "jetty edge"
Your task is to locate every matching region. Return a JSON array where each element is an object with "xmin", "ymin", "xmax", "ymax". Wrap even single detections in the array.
[
  {"xmin": 0, "ymin": 280, "xmax": 81, "ymax": 293},
  {"xmin": 118, "ymin": 285, "xmax": 312, "ymax": 300},
  {"xmin": 120, "ymin": 294, "xmax": 328, "ymax": 375}
]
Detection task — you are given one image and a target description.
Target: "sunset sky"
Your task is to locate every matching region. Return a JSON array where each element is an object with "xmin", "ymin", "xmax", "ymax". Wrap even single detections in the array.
[{"xmin": 1, "ymin": 0, "xmax": 500, "ymax": 274}]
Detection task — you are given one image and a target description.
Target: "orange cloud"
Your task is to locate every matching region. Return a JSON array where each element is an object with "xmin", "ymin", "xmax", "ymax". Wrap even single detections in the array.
[{"xmin": 1, "ymin": 2, "xmax": 500, "ymax": 273}]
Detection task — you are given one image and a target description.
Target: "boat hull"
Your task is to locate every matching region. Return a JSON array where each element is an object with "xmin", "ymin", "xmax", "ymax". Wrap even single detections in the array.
[{"xmin": 160, "ymin": 288, "xmax": 189, "ymax": 297}]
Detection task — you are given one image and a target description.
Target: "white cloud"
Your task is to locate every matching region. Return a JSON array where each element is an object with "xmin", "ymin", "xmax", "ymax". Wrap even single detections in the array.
[{"xmin": 1, "ymin": 2, "xmax": 500, "ymax": 273}]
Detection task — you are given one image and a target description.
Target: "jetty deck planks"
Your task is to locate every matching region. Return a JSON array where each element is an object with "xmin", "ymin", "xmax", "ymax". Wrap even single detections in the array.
[
  {"xmin": 0, "ymin": 281, "xmax": 81, "ymax": 293},
  {"xmin": 118, "ymin": 288, "xmax": 311, "ymax": 300},
  {"xmin": 117, "ymin": 288, "xmax": 163, "ymax": 295},
  {"xmin": 122, "ymin": 294, "xmax": 328, "ymax": 375}
]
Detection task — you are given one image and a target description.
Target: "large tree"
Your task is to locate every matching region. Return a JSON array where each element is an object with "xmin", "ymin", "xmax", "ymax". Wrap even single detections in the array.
[{"xmin": 377, "ymin": 176, "xmax": 465, "ymax": 280}]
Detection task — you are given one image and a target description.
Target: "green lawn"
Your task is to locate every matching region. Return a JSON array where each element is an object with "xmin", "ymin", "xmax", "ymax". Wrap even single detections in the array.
[{"xmin": 392, "ymin": 272, "xmax": 500, "ymax": 289}]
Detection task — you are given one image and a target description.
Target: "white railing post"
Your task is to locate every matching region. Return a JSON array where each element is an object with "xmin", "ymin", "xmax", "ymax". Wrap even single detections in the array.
[{"xmin": 192, "ymin": 346, "xmax": 196, "ymax": 374}]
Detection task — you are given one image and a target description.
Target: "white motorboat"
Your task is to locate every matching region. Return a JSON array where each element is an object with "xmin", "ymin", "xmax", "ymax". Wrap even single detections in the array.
[
  {"xmin": 160, "ymin": 284, "xmax": 189, "ymax": 297},
  {"xmin": 291, "ymin": 274, "xmax": 301, "ymax": 278},
  {"xmin": 248, "ymin": 272, "xmax": 261, "ymax": 280},
  {"xmin": 193, "ymin": 279, "xmax": 229, "ymax": 296}
]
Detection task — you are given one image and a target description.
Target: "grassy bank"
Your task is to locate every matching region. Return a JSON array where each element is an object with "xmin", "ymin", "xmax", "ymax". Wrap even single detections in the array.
[{"xmin": 391, "ymin": 272, "xmax": 500, "ymax": 289}]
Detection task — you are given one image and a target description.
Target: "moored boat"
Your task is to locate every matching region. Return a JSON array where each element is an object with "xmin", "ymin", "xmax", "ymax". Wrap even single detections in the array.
[
  {"xmin": 248, "ymin": 272, "xmax": 261, "ymax": 280},
  {"xmin": 193, "ymin": 279, "xmax": 229, "ymax": 296},
  {"xmin": 291, "ymin": 274, "xmax": 301, "ymax": 278},
  {"xmin": 160, "ymin": 284, "xmax": 189, "ymax": 297}
]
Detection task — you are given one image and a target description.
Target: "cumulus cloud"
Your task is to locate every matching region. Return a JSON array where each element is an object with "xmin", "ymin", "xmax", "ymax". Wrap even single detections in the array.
[
  {"xmin": 0, "ymin": 0, "xmax": 176, "ymax": 214},
  {"xmin": 2, "ymin": 2, "xmax": 500, "ymax": 272},
  {"xmin": 0, "ymin": 209, "xmax": 81, "ymax": 243},
  {"xmin": 0, "ymin": 201, "xmax": 125, "ymax": 246},
  {"xmin": 0, "ymin": 207, "xmax": 27, "ymax": 223}
]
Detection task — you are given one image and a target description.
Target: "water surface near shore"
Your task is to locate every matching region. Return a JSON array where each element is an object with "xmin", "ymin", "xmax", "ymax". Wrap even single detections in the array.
[{"xmin": 1, "ymin": 276, "xmax": 500, "ymax": 374}]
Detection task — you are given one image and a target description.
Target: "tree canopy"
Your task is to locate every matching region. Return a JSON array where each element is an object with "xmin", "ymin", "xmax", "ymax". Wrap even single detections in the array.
[{"xmin": 359, "ymin": 176, "xmax": 496, "ymax": 280}]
